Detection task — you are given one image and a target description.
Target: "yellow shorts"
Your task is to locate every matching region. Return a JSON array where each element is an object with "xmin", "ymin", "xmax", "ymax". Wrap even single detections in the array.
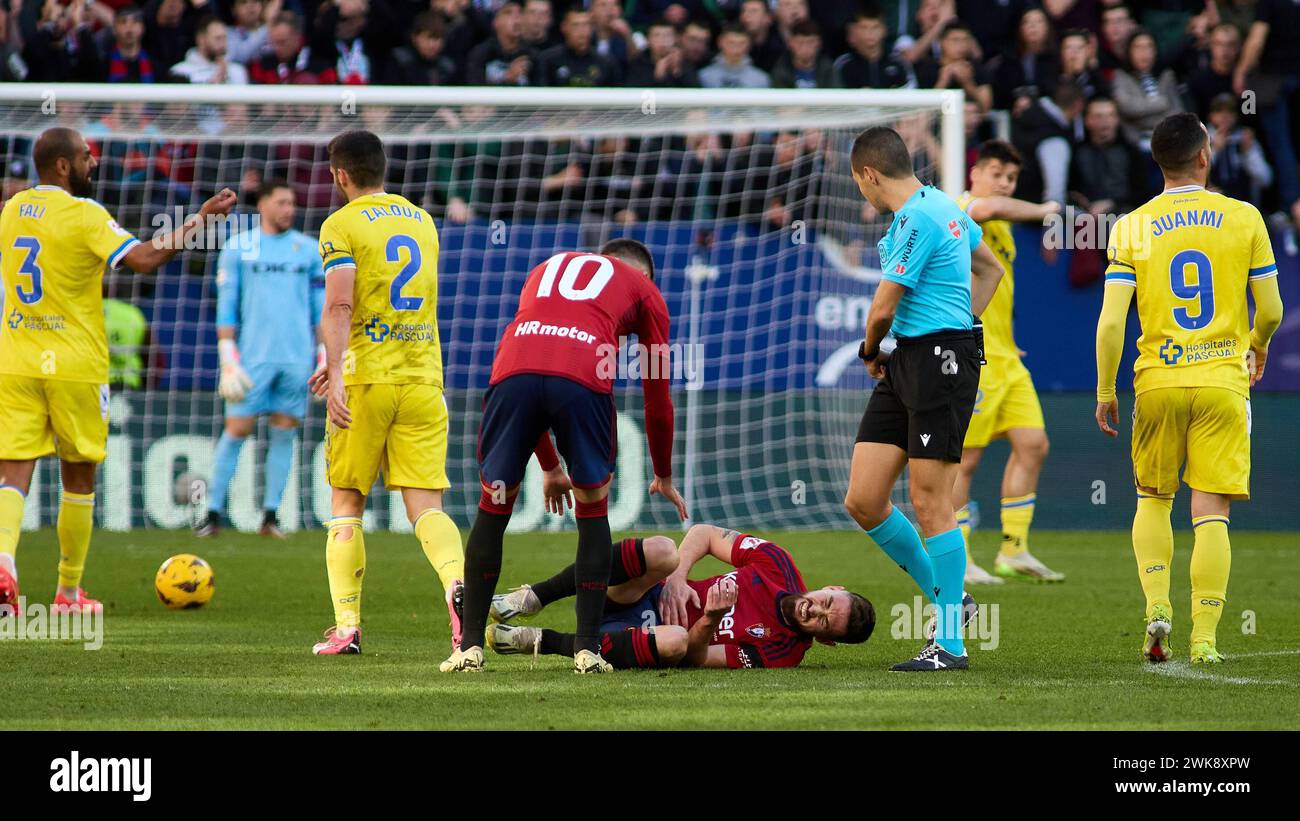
[
  {"xmin": 325, "ymin": 383, "xmax": 450, "ymax": 493},
  {"xmin": 0, "ymin": 374, "xmax": 109, "ymax": 463},
  {"xmin": 963, "ymin": 360, "xmax": 1045, "ymax": 449},
  {"xmin": 1132, "ymin": 387, "xmax": 1250, "ymax": 499}
]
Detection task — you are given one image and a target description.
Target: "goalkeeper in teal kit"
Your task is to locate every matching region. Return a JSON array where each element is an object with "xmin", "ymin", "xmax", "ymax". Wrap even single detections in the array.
[{"xmin": 196, "ymin": 180, "xmax": 325, "ymax": 538}]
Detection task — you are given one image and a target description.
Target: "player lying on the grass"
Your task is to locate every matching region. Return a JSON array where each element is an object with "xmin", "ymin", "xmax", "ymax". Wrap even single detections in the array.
[
  {"xmin": 953, "ymin": 140, "xmax": 1065, "ymax": 584},
  {"xmin": 486, "ymin": 524, "xmax": 876, "ymax": 668},
  {"xmin": 0, "ymin": 127, "xmax": 236, "ymax": 617},
  {"xmin": 1096, "ymin": 112, "xmax": 1284, "ymax": 665}
]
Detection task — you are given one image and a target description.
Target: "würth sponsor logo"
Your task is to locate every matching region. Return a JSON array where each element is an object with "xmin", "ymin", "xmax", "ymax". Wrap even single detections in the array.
[{"xmin": 50, "ymin": 751, "xmax": 151, "ymax": 801}]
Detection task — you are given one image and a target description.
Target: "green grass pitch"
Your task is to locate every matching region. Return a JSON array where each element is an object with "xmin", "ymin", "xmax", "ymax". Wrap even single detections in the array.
[{"xmin": 2, "ymin": 527, "xmax": 1297, "ymax": 730}]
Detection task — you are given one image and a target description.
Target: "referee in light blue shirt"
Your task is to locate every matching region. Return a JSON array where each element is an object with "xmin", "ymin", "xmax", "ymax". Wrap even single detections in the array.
[{"xmin": 841, "ymin": 126, "xmax": 1005, "ymax": 672}]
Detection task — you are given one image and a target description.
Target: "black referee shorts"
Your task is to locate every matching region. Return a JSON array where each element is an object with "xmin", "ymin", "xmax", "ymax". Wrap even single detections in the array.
[{"xmin": 855, "ymin": 330, "xmax": 982, "ymax": 463}]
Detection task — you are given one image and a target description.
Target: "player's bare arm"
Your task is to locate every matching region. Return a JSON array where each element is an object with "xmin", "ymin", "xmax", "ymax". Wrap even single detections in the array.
[
  {"xmin": 969, "ymin": 242, "xmax": 1004, "ymax": 317},
  {"xmin": 1094, "ymin": 278, "xmax": 1133, "ymax": 437},
  {"xmin": 318, "ymin": 264, "xmax": 355, "ymax": 429},
  {"xmin": 1248, "ymin": 275, "xmax": 1284, "ymax": 387},
  {"xmin": 965, "ymin": 196, "xmax": 1060, "ymax": 224},
  {"xmin": 121, "ymin": 188, "xmax": 237, "ymax": 273},
  {"xmin": 683, "ymin": 576, "xmax": 737, "ymax": 667},
  {"xmin": 658, "ymin": 524, "xmax": 739, "ymax": 626},
  {"xmin": 861, "ymin": 279, "xmax": 904, "ymax": 380}
]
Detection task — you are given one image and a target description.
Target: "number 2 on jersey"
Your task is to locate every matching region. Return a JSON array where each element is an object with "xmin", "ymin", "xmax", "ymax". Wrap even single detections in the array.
[
  {"xmin": 1169, "ymin": 249, "xmax": 1214, "ymax": 331},
  {"xmin": 12, "ymin": 236, "xmax": 43, "ymax": 304},
  {"xmin": 387, "ymin": 234, "xmax": 423, "ymax": 311}
]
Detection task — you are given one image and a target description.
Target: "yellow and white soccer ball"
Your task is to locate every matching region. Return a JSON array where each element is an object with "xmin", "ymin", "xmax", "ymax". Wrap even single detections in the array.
[{"xmin": 155, "ymin": 554, "xmax": 215, "ymax": 610}]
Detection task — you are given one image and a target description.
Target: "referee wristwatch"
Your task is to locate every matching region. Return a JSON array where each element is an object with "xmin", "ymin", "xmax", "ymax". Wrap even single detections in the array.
[{"xmin": 858, "ymin": 340, "xmax": 880, "ymax": 363}]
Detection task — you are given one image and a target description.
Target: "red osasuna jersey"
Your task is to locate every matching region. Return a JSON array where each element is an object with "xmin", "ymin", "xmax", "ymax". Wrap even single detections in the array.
[
  {"xmin": 490, "ymin": 251, "xmax": 675, "ymax": 478},
  {"xmin": 683, "ymin": 534, "xmax": 813, "ymax": 669}
]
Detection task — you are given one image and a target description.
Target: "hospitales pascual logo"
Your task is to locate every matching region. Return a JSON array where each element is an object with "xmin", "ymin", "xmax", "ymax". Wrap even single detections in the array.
[{"xmin": 50, "ymin": 751, "xmax": 151, "ymax": 802}]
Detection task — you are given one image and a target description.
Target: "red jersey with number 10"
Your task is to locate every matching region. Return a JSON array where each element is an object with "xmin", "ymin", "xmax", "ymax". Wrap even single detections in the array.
[{"xmin": 490, "ymin": 251, "xmax": 675, "ymax": 478}]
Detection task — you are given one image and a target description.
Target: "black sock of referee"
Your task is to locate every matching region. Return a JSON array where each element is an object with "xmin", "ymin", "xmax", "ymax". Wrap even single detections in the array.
[
  {"xmin": 461, "ymin": 496, "xmax": 513, "ymax": 652},
  {"xmin": 573, "ymin": 498, "xmax": 613, "ymax": 655},
  {"xmin": 532, "ymin": 539, "xmax": 646, "ymax": 606}
]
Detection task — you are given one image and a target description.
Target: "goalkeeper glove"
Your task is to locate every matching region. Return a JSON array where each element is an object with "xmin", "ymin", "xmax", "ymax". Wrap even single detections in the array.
[{"xmin": 218, "ymin": 338, "xmax": 254, "ymax": 402}]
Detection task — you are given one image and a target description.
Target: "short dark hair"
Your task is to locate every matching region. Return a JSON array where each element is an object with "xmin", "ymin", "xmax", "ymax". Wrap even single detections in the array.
[
  {"xmin": 115, "ymin": 4, "xmax": 145, "ymax": 22},
  {"xmin": 1151, "ymin": 112, "xmax": 1207, "ymax": 175},
  {"xmin": 789, "ymin": 19, "xmax": 821, "ymax": 39},
  {"xmin": 1208, "ymin": 92, "xmax": 1238, "ymax": 114},
  {"xmin": 939, "ymin": 20, "xmax": 972, "ymax": 39},
  {"xmin": 1051, "ymin": 80, "xmax": 1085, "ymax": 110},
  {"xmin": 838, "ymin": 592, "xmax": 875, "ymax": 644},
  {"xmin": 412, "ymin": 12, "xmax": 446, "ymax": 38},
  {"xmin": 850, "ymin": 7, "xmax": 886, "ymax": 26},
  {"xmin": 1060, "ymin": 27, "xmax": 1090, "ymax": 45},
  {"xmin": 256, "ymin": 177, "xmax": 293, "ymax": 201},
  {"xmin": 195, "ymin": 14, "xmax": 223, "ymax": 35},
  {"xmin": 975, "ymin": 139, "xmax": 1022, "ymax": 168},
  {"xmin": 851, "ymin": 126, "xmax": 913, "ymax": 179},
  {"xmin": 33, "ymin": 127, "xmax": 82, "ymax": 177},
  {"xmin": 719, "ymin": 22, "xmax": 750, "ymax": 40},
  {"xmin": 327, "ymin": 130, "xmax": 387, "ymax": 188},
  {"xmin": 599, "ymin": 238, "xmax": 655, "ymax": 282}
]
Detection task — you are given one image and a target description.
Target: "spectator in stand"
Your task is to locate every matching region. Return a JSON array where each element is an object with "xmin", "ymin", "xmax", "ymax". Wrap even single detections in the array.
[
  {"xmin": 1207, "ymin": 92, "xmax": 1273, "ymax": 203},
  {"xmin": 144, "ymin": 0, "xmax": 200, "ymax": 74},
  {"xmin": 739, "ymin": 0, "xmax": 784, "ymax": 72},
  {"xmin": 1043, "ymin": 0, "xmax": 1100, "ymax": 36},
  {"xmin": 1058, "ymin": 27, "xmax": 1109, "ymax": 100},
  {"xmin": 1187, "ymin": 21, "xmax": 1238, "ymax": 118},
  {"xmin": 227, "ymin": 0, "xmax": 272, "ymax": 66},
  {"xmin": 589, "ymin": 0, "xmax": 635, "ymax": 73},
  {"xmin": 466, "ymin": 0, "xmax": 535, "ymax": 85},
  {"xmin": 436, "ymin": 0, "xmax": 492, "ymax": 70},
  {"xmin": 913, "ymin": 20, "xmax": 992, "ymax": 112},
  {"xmin": 1012, "ymin": 81, "xmax": 1085, "ymax": 206},
  {"xmin": 1112, "ymin": 28, "xmax": 1184, "ymax": 150},
  {"xmin": 622, "ymin": 0, "xmax": 725, "ymax": 30},
  {"xmin": 625, "ymin": 17, "xmax": 699, "ymax": 87},
  {"xmin": 1069, "ymin": 96, "xmax": 1148, "ymax": 216},
  {"xmin": 680, "ymin": 19, "xmax": 713, "ymax": 72},
  {"xmin": 1, "ymin": 159, "xmax": 30, "ymax": 209},
  {"xmin": 310, "ymin": 0, "xmax": 400, "ymax": 85},
  {"xmin": 24, "ymin": 0, "xmax": 100, "ymax": 82},
  {"xmin": 1132, "ymin": 0, "xmax": 1210, "ymax": 61},
  {"xmin": 1098, "ymin": 3, "xmax": 1136, "ymax": 75},
  {"xmin": 770, "ymin": 18, "xmax": 834, "ymax": 88},
  {"xmin": 1215, "ymin": 0, "xmax": 1256, "ymax": 37},
  {"xmin": 383, "ymin": 11, "xmax": 459, "ymax": 84},
  {"xmin": 957, "ymin": 0, "xmax": 1026, "ymax": 60},
  {"xmin": 774, "ymin": 0, "xmax": 811, "ymax": 44},
  {"xmin": 1235, "ymin": 0, "xmax": 1300, "ymax": 229},
  {"xmin": 521, "ymin": 0, "xmax": 557, "ymax": 51},
  {"xmin": 250, "ymin": 11, "xmax": 337, "ymax": 83},
  {"xmin": 896, "ymin": 0, "xmax": 955, "ymax": 66},
  {"xmin": 761, "ymin": 130, "xmax": 819, "ymax": 231},
  {"xmin": 990, "ymin": 6, "xmax": 1059, "ymax": 111},
  {"xmin": 95, "ymin": 4, "xmax": 153, "ymax": 83},
  {"xmin": 535, "ymin": 6, "xmax": 620, "ymax": 86},
  {"xmin": 804, "ymin": 0, "xmax": 854, "ymax": 58},
  {"xmin": 170, "ymin": 15, "xmax": 250, "ymax": 84},
  {"xmin": 698, "ymin": 23, "xmax": 770, "ymax": 89},
  {"xmin": 834, "ymin": 8, "xmax": 911, "ymax": 90}
]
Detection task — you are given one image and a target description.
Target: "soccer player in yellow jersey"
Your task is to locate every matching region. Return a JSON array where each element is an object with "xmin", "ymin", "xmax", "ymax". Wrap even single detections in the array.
[
  {"xmin": 953, "ymin": 141, "xmax": 1065, "ymax": 584},
  {"xmin": 1097, "ymin": 113, "xmax": 1284, "ymax": 665},
  {"xmin": 0, "ymin": 127, "xmax": 235, "ymax": 615},
  {"xmin": 306, "ymin": 130, "xmax": 466, "ymax": 656}
]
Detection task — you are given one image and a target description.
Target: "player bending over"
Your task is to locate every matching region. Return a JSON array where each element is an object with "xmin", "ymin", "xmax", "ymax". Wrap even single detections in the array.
[
  {"xmin": 197, "ymin": 179, "xmax": 324, "ymax": 539},
  {"xmin": 443, "ymin": 239, "xmax": 688, "ymax": 675},
  {"xmin": 487, "ymin": 524, "xmax": 875, "ymax": 668},
  {"xmin": 953, "ymin": 141, "xmax": 1065, "ymax": 584},
  {"xmin": 0, "ymin": 127, "xmax": 236, "ymax": 615},
  {"xmin": 1096, "ymin": 112, "xmax": 1283, "ymax": 664},
  {"xmin": 308, "ymin": 131, "xmax": 465, "ymax": 656}
]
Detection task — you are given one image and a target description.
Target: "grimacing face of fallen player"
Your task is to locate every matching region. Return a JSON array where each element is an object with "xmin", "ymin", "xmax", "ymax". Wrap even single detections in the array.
[{"xmin": 781, "ymin": 586, "xmax": 852, "ymax": 643}]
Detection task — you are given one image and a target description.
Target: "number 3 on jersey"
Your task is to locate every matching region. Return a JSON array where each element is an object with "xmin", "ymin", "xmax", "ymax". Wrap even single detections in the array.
[
  {"xmin": 1169, "ymin": 249, "xmax": 1215, "ymax": 330},
  {"xmin": 11, "ymin": 236, "xmax": 44, "ymax": 304},
  {"xmin": 387, "ymin": 234, "xmax": 423, "ymax": 311}
]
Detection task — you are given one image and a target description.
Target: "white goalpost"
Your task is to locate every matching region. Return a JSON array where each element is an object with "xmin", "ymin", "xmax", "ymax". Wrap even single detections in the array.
[{"xmin": 0, "ymin": 84, "xmax": 965, "ymax": 534}]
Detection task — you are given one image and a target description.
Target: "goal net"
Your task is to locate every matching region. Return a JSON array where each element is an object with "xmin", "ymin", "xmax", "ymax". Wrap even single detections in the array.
[{"xmin": 0, "ymin": 84, "xmax": 963, "ymax": 534}]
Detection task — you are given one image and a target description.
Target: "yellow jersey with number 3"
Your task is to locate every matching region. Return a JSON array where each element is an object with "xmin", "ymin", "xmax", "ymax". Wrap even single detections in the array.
[
  {"xmin": 957, "ymin": 192, "xmax": 1018, "ymax": 365},
  {"xmin": 318, "ymin": 192, "xmax": 443, "ymax": 389},
  {"xmin": 1105, "ymin": 185, "xmax": 1276, "ymax": 399},
  {"xmin": 0, "ymin": 185, "xmax": 140, "ymax": 383}
]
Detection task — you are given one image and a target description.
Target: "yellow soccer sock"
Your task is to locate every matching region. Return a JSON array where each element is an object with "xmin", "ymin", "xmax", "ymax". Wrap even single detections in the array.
[
  {"xmin": 326, "ymin": 517, "xmax": 365, "ymax": 631},
  {"xmin": 955, "ymin": 504, "xmax": 974, "ymax": 560},
  {"xmin": 0, "ymin": 485, "xmax": 25, "ymax": 574},
  {"xmin": 999, "ymin": 493, "xmax": 1036, "ymax": 557},
  {"xmin": 414, "ymin": 509, "xmax": 464, "ymax": 594},
  {"xmin": 1190, "ymin": 516, "xmax": 1231, "ymax": 647},
  {"xmin": 56, "ymin": 492, "xmax": 95, "ymax": 590},
  {"xmin": 1132, "ymin": 495, "xmax": 1174, "ymax": 620}
]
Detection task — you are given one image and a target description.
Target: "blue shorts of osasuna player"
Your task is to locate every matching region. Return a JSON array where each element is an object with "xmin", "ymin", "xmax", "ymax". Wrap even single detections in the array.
[
  {"xmin": 226, "ymin": 360, "xmax": 314, "ymax": 419},
  {"xmin": 477, "ymin": 373, "xmax": 617, "ymax": 490},
  {"xmin": 600, "ymin": 582, "xmax": 664, "ymax": 633}
]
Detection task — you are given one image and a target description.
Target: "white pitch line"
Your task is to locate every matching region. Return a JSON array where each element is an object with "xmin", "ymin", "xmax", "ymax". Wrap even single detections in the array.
[{"xmin": 1147, "ymin": 649, "xmax": 1300, "ymax": 686}]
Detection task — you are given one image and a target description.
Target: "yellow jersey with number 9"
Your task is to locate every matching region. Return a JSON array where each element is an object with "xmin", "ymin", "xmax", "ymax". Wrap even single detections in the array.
[
  {"xmin": 0, "ymin": 185, "xmax": 140, "ymax": 383},
  {"xmin": 1105, "ymin": 185, "xmax": 1276, "ymax": 399},
  {"xmin": 957, "ymin": 193, "xmax": 1018, "ymax": 365},
  {"xmin": 318, "ymin": 192, "xmax": 443, "ymax": 389}
]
